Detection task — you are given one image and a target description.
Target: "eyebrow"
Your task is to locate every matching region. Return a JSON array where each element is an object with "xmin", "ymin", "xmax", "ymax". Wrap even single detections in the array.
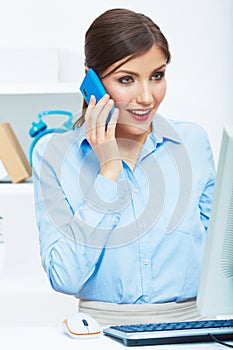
[{"xmin": 113, "ymin": 64, "xmax": 167, "ymax": 77}]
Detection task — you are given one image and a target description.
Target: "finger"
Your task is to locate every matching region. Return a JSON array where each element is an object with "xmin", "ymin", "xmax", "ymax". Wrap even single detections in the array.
[
  {"xmin": 96, "ymin": 94, "xmax": 110, "ymax": 106},
  {"xmin": 86, "ymin": 94, "xmax": 110, "ymax": 144},
  {"xmin": 96, "ymin": 99, "xmax": 115, "ymax": 141},
  {"xmin": 94, "ymin": 94, "xmax": 110, "ymax": 122},
  {"xmin": 87, "ymin": 94, "xmax": 110, "ymax": 130},
  {"xmin": 85, "ymin": 95, "xmax": 96, "ymax": 135},
  {"xmin": 106, "ymin": 107, "xmax": 119, "ymax": 139}
]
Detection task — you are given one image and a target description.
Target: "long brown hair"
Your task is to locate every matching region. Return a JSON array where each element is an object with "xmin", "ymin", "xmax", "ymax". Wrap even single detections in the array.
[{"xmin": 74, "ymin": 8, "xmax": 171, "ymax": 127}]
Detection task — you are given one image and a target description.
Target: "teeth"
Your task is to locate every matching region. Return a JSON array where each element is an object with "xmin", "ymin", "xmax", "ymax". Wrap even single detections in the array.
[{"xmin": 128, "ymin": 109, "xmax": 150, "ymax": 116}]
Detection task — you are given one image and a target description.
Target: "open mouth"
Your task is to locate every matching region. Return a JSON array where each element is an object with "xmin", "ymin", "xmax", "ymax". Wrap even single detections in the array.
[{"xmin": 127, "ymin": 108, "xmax": 152, "ymax": 121}]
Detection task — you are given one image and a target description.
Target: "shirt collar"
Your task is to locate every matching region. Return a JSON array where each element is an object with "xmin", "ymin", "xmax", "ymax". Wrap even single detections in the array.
[
  {"xmin": 152, "ymin": 114, "xmax": 181, "ymax": 145},
  {"xmin": 73, "ymin": 124, "xmax": 89, "ymax": 149}
]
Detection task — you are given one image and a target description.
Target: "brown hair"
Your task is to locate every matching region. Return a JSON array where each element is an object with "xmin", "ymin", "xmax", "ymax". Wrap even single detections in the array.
[{"xmin": 74, "ymin": 8, "xmax": 171, "ymax": 127}]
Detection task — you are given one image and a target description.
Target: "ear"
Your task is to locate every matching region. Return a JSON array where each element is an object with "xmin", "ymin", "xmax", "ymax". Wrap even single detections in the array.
[{"xmin": 84, "ymin": 66, "xmax": 89, "ymax": 73}]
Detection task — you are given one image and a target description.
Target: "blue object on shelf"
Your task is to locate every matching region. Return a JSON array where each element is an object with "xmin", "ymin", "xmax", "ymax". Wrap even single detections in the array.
[{"xmin": 28, "ymin": 110, "xmax": 73, "ymax": 165}]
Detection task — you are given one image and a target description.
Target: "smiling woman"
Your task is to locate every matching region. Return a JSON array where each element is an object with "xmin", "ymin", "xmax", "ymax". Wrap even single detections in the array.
[
  {"xmin": 32, "ymin": 8, "xmax": 216, "ymax": 326},
  {"xmin": 102, "ymin": 46, "xmax": 167, "ymax": 143}
]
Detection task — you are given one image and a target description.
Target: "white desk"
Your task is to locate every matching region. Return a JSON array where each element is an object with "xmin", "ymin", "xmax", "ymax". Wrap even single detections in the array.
[{"xmin": 0, "ymin": 326, "xmax": 229, "ymax": 350}]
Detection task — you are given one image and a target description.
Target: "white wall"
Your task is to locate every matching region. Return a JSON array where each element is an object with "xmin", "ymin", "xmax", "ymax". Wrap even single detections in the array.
[{"xmin": 0, "ymin": 0, "xmax": 233, "ymax": 162}]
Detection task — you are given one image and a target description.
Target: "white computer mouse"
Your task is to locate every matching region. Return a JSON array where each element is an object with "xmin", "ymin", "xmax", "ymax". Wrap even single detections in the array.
[{"xmin": 62, "ymin": 312, "xmax": 101, "ymax": 339}]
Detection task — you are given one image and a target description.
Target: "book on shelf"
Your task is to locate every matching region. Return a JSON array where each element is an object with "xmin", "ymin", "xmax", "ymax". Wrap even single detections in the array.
[{"xmin": 0, "ymin": 122, "xmax": 32, "ymax": 183}]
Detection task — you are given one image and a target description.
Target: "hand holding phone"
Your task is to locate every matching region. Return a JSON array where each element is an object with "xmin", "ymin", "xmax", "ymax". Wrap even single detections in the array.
[{"xmin": 79, "ymin": 69, "xmax": 122, "ymax": 182}]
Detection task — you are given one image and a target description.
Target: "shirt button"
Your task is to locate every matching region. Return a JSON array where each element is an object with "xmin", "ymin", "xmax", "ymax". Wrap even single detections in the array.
[
  {"xmin": 133, "ymin": 188, "xmax": 139, "ymax": 193},
  {"xmin": 144, "ymin": 296, "xmax": 149, "ymax": 303},
  {"xmin": 141, "ymin": 223, "xmax": 146, "ymax": 229},
  {"xmin": 113, "ymin": 214, "xmax": 120, "ymax": 224},
  {"xmin": 144, "ymin": 259, "xmax": 149, "ymax": 265}
]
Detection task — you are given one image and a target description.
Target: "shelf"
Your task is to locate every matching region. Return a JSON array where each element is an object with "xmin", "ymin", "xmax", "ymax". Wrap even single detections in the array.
[
  {"xmin": 0, "ymin": 181, "xmax": 33, "ymax": 193},
  {"xmin": 0, "ymin": 82, "xmax": 80, "ymax": 95}
]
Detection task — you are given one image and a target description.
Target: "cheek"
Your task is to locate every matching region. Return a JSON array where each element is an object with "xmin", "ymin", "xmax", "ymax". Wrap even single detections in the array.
[
  {"xmin": 153, "ymin": 81, "xmax": 167, "ymax": 103},
  {"xmin": 109, "ymin": 90, "xmax": 130, "ymax": 104},
  {"xmin": 106, "ymin": 81, "xmax": 167, "ymax": 105}
]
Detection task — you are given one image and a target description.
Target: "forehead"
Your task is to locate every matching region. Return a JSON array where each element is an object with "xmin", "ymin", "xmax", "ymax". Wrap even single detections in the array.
[{"xmin": 103, "ymin": 45, "xmax": 166, "ymax": 76}]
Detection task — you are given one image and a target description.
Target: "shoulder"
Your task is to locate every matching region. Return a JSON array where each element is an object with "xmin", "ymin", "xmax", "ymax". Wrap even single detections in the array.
[
  {"xmin": 169, "ymin": 119, "xmax": 209, "ymax": 142},
  {"xmin": 167, "ymin": 118, "xmax": 215, "ymax": 174},
  {"xmin": 154, "ymin": 114, "xmax": 210, "ymax": 147},
  {"xmin": 32, "ymin": 128, "xmax": 87, "ymax": 179},
  {"xmin": 32, "ymin": 127, "xmax": 86, "ymax": 161},
  {"xmin": 158, "ymin": 115, "xmax": 215, "ymax": 163},
  {"xmin": 167, "ymin": 119, "xmax": 212, "ymax": 154}
]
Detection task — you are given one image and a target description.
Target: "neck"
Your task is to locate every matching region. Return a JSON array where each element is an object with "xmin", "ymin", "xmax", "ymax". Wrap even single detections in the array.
[
  {"xmin": 115, "ymin": 125, "xmax": 151, "ymax": 171},
  {"xmin": 115, "ymin": 125, "xmax": 151, "ymax": 145}
]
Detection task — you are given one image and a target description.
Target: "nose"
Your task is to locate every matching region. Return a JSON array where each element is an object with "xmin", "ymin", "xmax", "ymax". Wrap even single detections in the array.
[{"xmin": 136, "ymin": 82, "xmax": 153, "ymax": 105}]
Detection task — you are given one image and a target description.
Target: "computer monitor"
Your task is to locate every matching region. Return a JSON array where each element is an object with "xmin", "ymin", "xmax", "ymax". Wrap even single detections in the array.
[{"xmin": 197, "ymin": 125, "xmax": 233, "ymax": 317}]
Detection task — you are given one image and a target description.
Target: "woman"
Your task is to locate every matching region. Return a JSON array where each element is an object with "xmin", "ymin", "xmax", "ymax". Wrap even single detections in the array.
[{"xmin": 32, "ymin": 8, "xmax": 216, "ymax": 326}]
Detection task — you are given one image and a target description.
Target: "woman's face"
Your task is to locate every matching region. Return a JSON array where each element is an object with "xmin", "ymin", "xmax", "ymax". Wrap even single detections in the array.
[{"xmin": 101, "ymin": 45, "xmax": 167, "ymax": 138}]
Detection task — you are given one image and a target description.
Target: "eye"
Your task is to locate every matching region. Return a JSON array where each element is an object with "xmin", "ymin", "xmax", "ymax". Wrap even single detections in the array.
[
  {"xmin": 151, "ymin": 72, "xmax": 165, "ymax": 81},
  {"xmin": 119, "ymin": 76, "xmax": 134, "ymax": 84}
]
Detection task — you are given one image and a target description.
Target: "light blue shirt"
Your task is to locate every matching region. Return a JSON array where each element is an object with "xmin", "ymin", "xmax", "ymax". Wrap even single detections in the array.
[{"xmin": 32, "ymin": 114, "xmax": 215, "ymax": 304}]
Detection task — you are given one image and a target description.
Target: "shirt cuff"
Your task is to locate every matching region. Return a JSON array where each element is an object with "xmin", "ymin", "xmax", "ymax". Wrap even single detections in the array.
[
  {"xmin": 84, "ymin": 173, "xmax": 131, "ymax": 214},
  {"xmin": 95, "ymin": 174, "xmax": 119, "ymax": 202}
]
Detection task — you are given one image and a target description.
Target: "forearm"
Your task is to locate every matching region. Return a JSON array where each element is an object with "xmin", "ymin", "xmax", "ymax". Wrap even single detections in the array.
[{"xmin": 38, "ymin": 200, "xmax": 120, "ymax": 295}]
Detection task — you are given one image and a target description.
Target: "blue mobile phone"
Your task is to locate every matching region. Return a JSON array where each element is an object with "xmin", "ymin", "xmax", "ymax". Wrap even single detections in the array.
[{"xmin": 79, "ymin": 68, "xmax": 114, "ymax": 126}]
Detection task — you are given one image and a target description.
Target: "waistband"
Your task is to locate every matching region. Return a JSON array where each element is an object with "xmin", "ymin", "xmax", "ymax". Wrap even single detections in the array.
[{"xmin": 78, "ymin": 298, "xmax": 207, "ymax": 327}]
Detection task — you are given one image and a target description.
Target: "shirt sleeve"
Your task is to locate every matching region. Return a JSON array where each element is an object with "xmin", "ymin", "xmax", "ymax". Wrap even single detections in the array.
[
  {"xmin": 198, "ymin": 132, "xmax": 216, "ymax": 232},
  {"xmin": 32, "ymin": 136, "xmax": 124, "ymax": 295}
]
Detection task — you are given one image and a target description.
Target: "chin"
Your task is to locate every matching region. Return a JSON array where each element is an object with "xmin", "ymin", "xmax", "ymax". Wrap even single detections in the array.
[{"xmin": 117, "ymin": 123, "xmax": 151, "ymax": 137}]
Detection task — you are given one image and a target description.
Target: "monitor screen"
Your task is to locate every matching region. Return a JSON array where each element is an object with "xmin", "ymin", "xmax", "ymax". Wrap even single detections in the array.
[{"xmin": 197, "ymin": 125, "xmax": 233, "ymax": 317}]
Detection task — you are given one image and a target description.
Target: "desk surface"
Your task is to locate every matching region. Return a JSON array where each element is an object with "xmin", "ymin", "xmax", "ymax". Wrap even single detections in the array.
[{"xmin": 0, "ymin": 326, "xmax": 230, "ymax": 350}]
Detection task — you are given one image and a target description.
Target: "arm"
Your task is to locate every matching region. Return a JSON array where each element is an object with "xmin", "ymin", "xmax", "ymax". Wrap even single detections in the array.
[
  {"xmin": 198, "ymin": 133, "xmax": 216, "ymax": 232},
  {"xmin": 32, "ymin": 135, "xmax": 125, "ymax": 295}
]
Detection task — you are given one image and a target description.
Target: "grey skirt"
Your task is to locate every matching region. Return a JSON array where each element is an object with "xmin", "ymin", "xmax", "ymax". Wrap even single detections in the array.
[{"xmin": 78, "ymin": 298, "xmax": 209, "ymax": 327}]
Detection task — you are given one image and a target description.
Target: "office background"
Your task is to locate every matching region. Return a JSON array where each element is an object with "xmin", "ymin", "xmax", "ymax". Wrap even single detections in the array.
[
  {"xmin": 0, "ymin": 0, "xmax": 233, "ymax": 333},
  {"xmin": 0, "ymin": 0, "xmax": 232, "ymax": 160}
]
